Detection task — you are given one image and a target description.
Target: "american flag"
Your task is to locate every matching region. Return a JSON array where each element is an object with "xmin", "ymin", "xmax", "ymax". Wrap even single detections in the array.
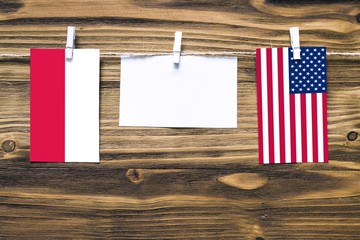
[{"xmin": 256, "ymin": 47, "xmax": 328, "ymax": 164}]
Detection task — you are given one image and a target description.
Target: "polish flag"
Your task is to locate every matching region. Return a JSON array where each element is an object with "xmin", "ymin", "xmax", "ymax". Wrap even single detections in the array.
[{"xmin": 30, "ymin": 49, "xmax": 100, "ymax": 163}]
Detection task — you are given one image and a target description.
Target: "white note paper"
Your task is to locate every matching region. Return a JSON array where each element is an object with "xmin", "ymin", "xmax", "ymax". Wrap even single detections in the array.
[{"xmin": 119, "ymin": 56, "xmax": 237, "ymax": 128}]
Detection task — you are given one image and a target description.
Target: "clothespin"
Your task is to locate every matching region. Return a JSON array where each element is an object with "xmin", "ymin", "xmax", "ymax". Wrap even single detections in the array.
[
  {"xmin": 66, "ymin": 26, "xmax": 76, "ymax": 59},
  {"xmin": 173, "ymin": 31, "xmax": 182, "ymax": 64},
  {"xmin": 290, "ymin": 27, "xmax": 301, "ymax": 60}
]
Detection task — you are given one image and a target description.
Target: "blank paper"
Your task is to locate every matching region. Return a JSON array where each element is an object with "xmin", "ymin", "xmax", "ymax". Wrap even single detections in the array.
[{"xmin": 119, "ymin": 55, "xmax": 237, "ymax": 128}]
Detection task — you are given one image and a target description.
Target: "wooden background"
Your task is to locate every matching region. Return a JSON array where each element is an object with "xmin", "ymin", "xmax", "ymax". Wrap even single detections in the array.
[{"xmin": 0, "ymin": 0, "xmax": 360, "ymax": 239}]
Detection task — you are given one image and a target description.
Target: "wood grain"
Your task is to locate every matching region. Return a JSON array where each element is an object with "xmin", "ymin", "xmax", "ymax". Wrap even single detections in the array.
[{"xmin": 0, "ymin": 0, "xmax": 359, "ymax": 239}]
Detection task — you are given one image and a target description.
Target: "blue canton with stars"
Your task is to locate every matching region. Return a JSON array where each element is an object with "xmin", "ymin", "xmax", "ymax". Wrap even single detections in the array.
[{"xmin": 289, "ymin": 47, "xmax": 327, "ymax": 94}]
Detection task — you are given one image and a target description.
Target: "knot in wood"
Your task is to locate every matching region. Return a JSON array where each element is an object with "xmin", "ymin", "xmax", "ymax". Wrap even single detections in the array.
[
  {"xmin": 125, "ymin": 169, "xmax": 144, "ymax": 184},
  {"xmin": 356, "ymin": 13, "xmax": 360, "ymax": 23},
  {"xmin": 2, "ymin": 140, "xmax": 16, "ymax": 153},
  {"xmin": 347, "ymin": 131, "xmax": 358, "ymax": 141},
  {"xmin": 255, "ymin": 237, "xmax": 265, "ymax": 240}
]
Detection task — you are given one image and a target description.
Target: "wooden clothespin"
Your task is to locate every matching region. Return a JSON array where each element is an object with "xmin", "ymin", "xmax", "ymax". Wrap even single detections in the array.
[
  {"xmin": 173, "ymin": 31, "xmax": 182, "ymax": 64},
  {"xmin": 66, "ymin": 26, "xmax": 76, "ymax": 59},
  {"xmin": 290, "ymin": 27, "xmax": 301, "ymax": 60}
]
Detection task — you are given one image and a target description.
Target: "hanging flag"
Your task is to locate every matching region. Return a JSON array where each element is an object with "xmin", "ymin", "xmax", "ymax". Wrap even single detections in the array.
[
  {"xmin": 30, "ymin": 49, "xmax": 100, "ymax": 163},
  {"xmin": 256, "ymin": 47, "xmax": 328, "ymax": 164}
]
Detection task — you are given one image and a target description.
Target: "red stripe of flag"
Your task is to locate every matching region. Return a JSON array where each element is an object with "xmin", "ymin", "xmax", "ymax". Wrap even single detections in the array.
[
  {"xmin": 289, "ymin": 93, "xmax": 297, "ymax": 163},
  {"xmin": 301, "ymin": 94, "xmax": 307, "ymax": 163},
  {"xmin": 277, "ymin": 48, "xmax": 286, "ymax": 164},
  {"xmin": 323, "ymin": 94, "xmax": 328, "ymax": 162},
  {"xmin": 30, "ymin": 49, "xmax": 65, "ymax": 162},
  {"xmin": 256, "ymin": 49, "xmax": 264, "ymax": 164},
  {"xmin": 312, "ymin": 93, "xmax": 319, "ymax": 163}
]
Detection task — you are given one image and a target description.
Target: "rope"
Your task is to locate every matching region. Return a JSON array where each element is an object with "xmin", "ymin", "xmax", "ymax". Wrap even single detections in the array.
[{"xmin": 0, "ymin": 51, "xmax": 359, "ymax": 58}]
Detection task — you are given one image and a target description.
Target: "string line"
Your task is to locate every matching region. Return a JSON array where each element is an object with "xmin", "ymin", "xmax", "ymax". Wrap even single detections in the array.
[{"xmin": 0, "ymin": 51, "xmax": 359, "ymax": 58}]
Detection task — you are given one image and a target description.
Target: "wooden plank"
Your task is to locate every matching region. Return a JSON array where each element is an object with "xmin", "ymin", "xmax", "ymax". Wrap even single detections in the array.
[{"xmin": 0, "ymin": 0, "xmax": 359, "ymax": 239}]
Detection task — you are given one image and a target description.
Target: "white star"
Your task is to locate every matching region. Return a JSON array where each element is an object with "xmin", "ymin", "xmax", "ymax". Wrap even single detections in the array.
[
  {"xmin": 314, "ymin": 56, "xmax": 317, "ymax": 60},
  {"xmin": 322, "ymin": 56, "xmax": 325, "ymax": 59},
  {"xmin": 314, "ymin": 64, "xmax": 318, "ymax": 67},
  {"xmin": 306, "ymin": 49, "xmax": 310, "ymax": 52},
  {"xmin": 314, "ymin": 49, "xmax": 317, "ymax": 52},
  {"xmin": 318, "ymin": 76, "xmax": 321, "ymax": 79},
  {"xmin": 318, "ymin": 83, "xmax": 322, "ymax": 86},
  {"xmin": 322, "ymin": 64, "xmax": 325, "ymax": 67},
  {"xmin": 295, "ymin": 69, "xmax": 298, "ymax": 72},
  {"xmin": 322, "ymin": 87, "xmax": 326, "ymax": 91},
  {"xmin": 300, "ymin": 88, "xmax": 303, "ymax": 91},
  {"xmin": 307, "ymin": 80, "xmax": 310, "ymax": 83},
  {"xmin": 299, "ymin": 80, "xmax": 302, "ymax": 83},
  {"xmin": 314, "ymin": 72, "xmax": 318, "ymax": 75},
  {"xmin": 306, "ymin": 72, "xmax": 310, "ymax": 75},
  {"xmin": 303, "ymin": 76, "xmax": 306, "ymax": 79},
  {"xmin": 315, "ymin": 80, "xmax": 318, "ymax": 83},
  {"xmin": 310, "ymin": 68, "xmax": 314, "ymax": 71},
  {"xmin": 291, "ymin": 57, "xmax": 294, "ymax": 60},
  {"xmin": 302, "ymin": 53, "xmax": 305, "ymax": 56},
  {"xmin": 310, "ymin": 60, "xmax": 314, "ymax": 63},
  {"xmin": 306, "ymin": 57, "xmax": 309, "ymax": 60},
  {"xmin": 311, "ymin": 76, "xmax": 314, "ymax": 79},
  {"xmin": 307, "ymin": 88, "xmax": 310, "ymax": 91},
  {"xmin": 315, "ymin": 87, "xmax": 318, "ymax": 90},
  {"xmin": 299, "ymin": 72, "xmax": 302, "ymax": 76},
  {"xmin": 310, "ymin": 53, "xmax": 313, "ymax": 56},
  {"xmin": 306, "ymin": 65, "xmax": 310, "ymax": 68},
  {"xmin": 322, "ymin": 72, "xmax": 325, "ymax": 75},
  {"xmin": 318, "ymin": 68, "xmax": 321, "ymax": 71},
  {"xmin": 321, "ymin": 48, "xmax": 325, "ymax": 51},
  {"xmin": 291, "ymin": 73, "xmax": 295, "ymax": 76},
  {"xmin": 318, "ymin": 52, "xmax": 321, "ymax": 56},
  {"xmin": 291, "ymin": 81, "xmax": 295, "ymax": 83},
  {"xmin": 295, "ymin": 84, "xmax": 298, "ymax": 87},
  {"xmin": 299, "ymin": 65, "xmax": 302, "ymax": 68},
  {"xmin": 291, "ymin": 65, "xmax": 294, "ymax": 68},
  {"xmin": 295, "ymin": 77, "xmax": 298, "ymax": 80},
  {"xmin": 291, "ymin": 88, "xmax": 295, "ymax": 92},
  {"xmin": 322, "ymin": 80, "xmax": 325, "ymax": 82},
  {"xmin": 318, "ymin": 60, "xmax": 321, "ymax": 63},
  {"xmin": 311, "ymin": 84, "xmax": 314, "ymax": 87},
  {"xmin": 302, "ymin": 61, "xmax": 306, "ymax": 64},
  {"xmin": 303, "ymin": 84, "xmax": 306, "ymax": 87}
]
